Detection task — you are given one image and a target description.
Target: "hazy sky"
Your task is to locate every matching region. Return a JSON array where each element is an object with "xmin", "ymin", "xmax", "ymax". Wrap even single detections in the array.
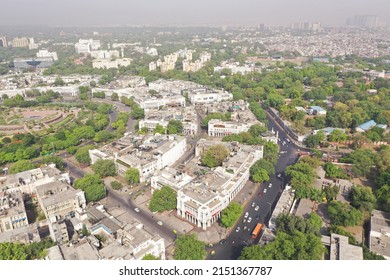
[{"xmin": 1, "ymin": 0, "xmax": 389, "ymax": 26}]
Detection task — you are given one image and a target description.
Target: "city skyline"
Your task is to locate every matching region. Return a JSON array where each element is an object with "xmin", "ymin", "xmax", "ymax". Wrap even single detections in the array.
[{"xmin": 0, "ymin": 0, "xmax": 389, "ymax": 27}]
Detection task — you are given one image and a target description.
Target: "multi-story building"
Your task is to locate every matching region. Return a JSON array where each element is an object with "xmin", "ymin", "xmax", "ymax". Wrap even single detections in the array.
[
  {"xmin": 35, "ymin": 181, "xmax": 86, "ymax": 222},
  {"xmin": 175, "ymin": 141, "xmax": 263, "ymax": 230},
  {"xmin": 92, "ymin": 58, "xmax": 131, "ymax": 69},
  {"xmin": 0, "ymin": 36, "xmax": 7, "ymax": 48},
  {"xmin": 115, "ymin": 135, "xmax": 187, "ymax": 182},
  {"xmin": 149, "ymin": 61, "xmax": 157, "ymax": 71},
  {"xmin": 0, "ymin": 164, "xmax": 71, "ymax": 194},
  {"xmin": 75, "ymin": 39, "xmax": 101, "ymax": 54},
  {"xmin": 90, "ymin": 134, "xmax": 187, "ymax": 183},
  {"xmin": 100, "ymin": 222, "xmax": 165, "ymax": 260},
  {"xmin": 139, "ymin": 107, "xmax": 198, "ymax": 135},
  {"xmin": 13, "ymin": 57, "xmax": 54, "ymax": 69},
  {"xmin": 208, "ymin": 119, "xmax": 252, "ymax": 137},
  {"xmin": 11, "ymin": 37, "xmax": 29, "ymax": 48},
  {"xmin": 189, "ymin": 88, "xmax": 233, "ymax": 104},
  {"xmin": 36, "ymin": 49, "xmax": 58, "ymax": 61},
  {"xmin": 0, "ymin": 191, "xmax": 28, "ymax": 233},
  {"xmin": 90, "ymin": 50, "xmax": 120, "ymax": 59},
  {"xmin": 369, "ymin": 210, "xmax": 390, "ymax": 260},
  {"xmin": 139, "ymin": 93, "xmax": 185, "ymax": 109}
]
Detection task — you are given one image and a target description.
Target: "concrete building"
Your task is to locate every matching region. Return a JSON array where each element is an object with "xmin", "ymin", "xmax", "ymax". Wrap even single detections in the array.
[
  {"xmin": 139, "ymin": 93, "xmax": 185, "ymax": 109},
  {"xmin": 370, "ymin": 210, "xmax": 390, "ymax": 260},
  {"xmin": 11, "ymin": 37, "xmax": 29, "ymax": 48},
  {"xmin": 208, "ymin": 119, "xmax": 252, "ymax": 137},
  {"xmin": 0, "ymin": 224, "xmax": 40, "ymax": 244},
  {"xmin": 0, "ymin": 191, "xmax": 28, "ymax": 233},
  {"xmin": 268, "ymin": 185, "xmax": 295, "ymax": 230},
  {"xmin": 176, "ymin": 141, "xmax": 263, "ymax": 230},
  {"xmin": 90, "ymin": 50, "xmax": 120, "ymax": 59},
  {"xmin": 189, "ymin": 89, "xmax": 233, "ymax": 104},
  {"xmin": 36, "ymin": 49, "xmax": 58, "ymax": 61},
  {"xmin": 35, "ymin": 181, "xmax": 86, "ymax": 223},
  {"xmin": 90, "ymin": 134, "xmax": 187, "ymax": 183},
  {"xmin": 99, "ymin": 222, "xmax": 165, "ymax": 260},
  {"xmin": 329, "ymin": 233, "xmax": 363, "ymax": 260},
  {"xmin": 92, "ymin": 58, "xmax": 131, "ymax": 69},
  {"xmin": 149, "ymin": 61, "xmax": 157, "ymax": 71},
  {"xmin": 0, "ymin": 36, "xmax": 7, "ymax": 48},
  {"xmin": 13, "ymin": 57, "xmax": 54, "ymax": 69},
  {"xmin": 0, "ymin": 164, "xmax": 71, "ymax": 194},
  {"xmin": 75, "ymin": 39, "xmax": 101, "ymax": 54},
  {"xmin": 115, "ymin": 135, "xmax": 187, "ymax": 182}
]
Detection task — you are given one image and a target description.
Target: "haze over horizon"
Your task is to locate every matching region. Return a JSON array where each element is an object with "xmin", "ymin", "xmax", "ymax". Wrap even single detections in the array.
[{"xmin": 1, "ymin": 0, "xmax": 389, "ymax": 27}]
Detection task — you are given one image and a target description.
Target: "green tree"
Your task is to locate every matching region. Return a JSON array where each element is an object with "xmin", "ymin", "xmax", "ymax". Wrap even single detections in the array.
[
  {"xmin": 200, "ymin": 144, "xmax": 229, "ymax": 168},
  {"xmin": 174, "ymin": 234, "xmax": 207, "ymax": 260},
  {"xmin": 42, "ymin": 155, "xmax": 65, "ymax": 171},
  {"xmin": 110, "ymin": 92, "xmax": 119, "ymax": 101},
  {"xmin": 167, "ymin": 120, "xmax": 183, "ymax": 134},
  {"xmin": 350, "ymin": 185, "xmax": 377, "ymax": 212},
  {"xmin": 124, "ymin": 167, "xmax": 140, "ymax": 184},
  {"xmin": 74, "ymin": 174, "xmax": 106, "ymax": 202},
  {"xmin": 250, "ymin": 166, "xmax": 270, "ymax": 183},
  {"xmin": 92, "ymin": 160, "xmax": 117, "ymax": 177},
  {"xmin": 304, "ymin": 131, "xmax": 326, "ymax": 148},
  {"xmin": 322, "ymin": 184, "xmax": 340, "ymax": 201},
  {"xmin": 142, "ymin": 254, "xmax": 160, "ymax": 260},
  {"xmin": 328, "ymin": 129, "xmax": 348, "ymax": 142},
  {"xmin": 153, "ymin": 124, "xmax": 166, "ymax": 134},
  {"xmin": 54, "ymin": 77, "xmax": 65, "ymax": 86},
  {"xmin": 73, "ymin": 126, "xmax": 96, "ymax": 140},
  {"xmin": 9, "ymin": 160, "xmax": 37, "ymax": 174},
  {"xmin": 149, "ymin": 186, "xmax": 177, "ymax": 212},
  {"xmin": 248, "ymin": 124, "xmax": 267, "ymax": 137},
  {"xmin": 323, "ymin": 162, "xmax": 349, "ymax": 179},
  {"xmin": 376, "ymin": 184, "xmax": 390, "ymax": 212},
  {"xmin": 75, "ymin": 145, "xmax": 94, "ymax": 165},
  {"xmin": 110, "ymin": 181, "xmax": 123, "ymax": 190},
  {"xmin": 239, "ymin": 231, "xmax": 324, "ymax": 260},
  {"xmin": 327, "ymin": 201, "xmax": 364, "ymax": 226},
  {"xmin": 93, "ymin": 130, "xmax": 114, "ymax": 143},
  {"xmin": 220, "ymin": 202, "xmax": 243, "ymax": 228}
]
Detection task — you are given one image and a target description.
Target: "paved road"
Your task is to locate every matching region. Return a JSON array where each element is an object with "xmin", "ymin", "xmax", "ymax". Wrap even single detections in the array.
[{"xmin": 211, "ymin": 111, "xmax": 301, "ymax": 260}]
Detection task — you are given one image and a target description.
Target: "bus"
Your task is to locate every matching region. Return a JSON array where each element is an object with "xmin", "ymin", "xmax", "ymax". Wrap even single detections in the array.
[{"xmin": 251, "ymin": 223, "xmax": 263, "ymax": 239}]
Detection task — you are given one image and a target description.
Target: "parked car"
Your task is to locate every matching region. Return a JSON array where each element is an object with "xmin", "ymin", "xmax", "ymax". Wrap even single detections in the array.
[
  {"xmin": 157, "ymin": 221, "xmax": 163, "ymax": 226},
  {"xmin": 134, "ymin": 208, "xmax": 140, "ymax": 212}
]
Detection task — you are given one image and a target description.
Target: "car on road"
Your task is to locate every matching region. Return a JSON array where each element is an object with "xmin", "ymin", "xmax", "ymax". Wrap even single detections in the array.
[
  {"xmin": 219, "ymin": 239, "xmax": 226, "ymax": 245},
  {"xmin": 134, "ymin": 207, "xmax": 140, "ymax": 212},
  {"xmin": 157, "ymin": 221, "xmax": 163, "ymax": 226},
  {"xmin": 255, "ymin": 205, "xmax": 259, "ymax": 211},
  {"xmin": 263, "ymin": 188, "xmax": 267, "ymax": 194},
  {"xmin": 251, "ymin": 202, "xmax": 255, "ymax": 207},
  {"xmin": 235, "ymin": 227, "xmax": 240, "ymax": 232},
  {"xmin": 247, "ymin": 217, "xmax": 252, "ymax": 223},
  {"xmin": 244, "ymin": 212, "xmax": 249, "ymax": 218},
  {"xmin": 268, "ymin": 183, "xmax": 272, "ymax": 188}
]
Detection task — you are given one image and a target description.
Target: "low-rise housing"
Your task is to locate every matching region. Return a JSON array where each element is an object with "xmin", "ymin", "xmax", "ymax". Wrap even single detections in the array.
[
  {"xmin": 208, "ymin": 119, "xmax": 252, "ymax": 137},
  {"xmin": 35, "ymin": 181, "xmax": 86, "ymax": 222},
  {"xmin": 0, "ymin": 191, "xmax": 28, "ymax": 233},
  {"xmin": 370, "ymin": 210, "xmax": 390, "ymax": 260}
]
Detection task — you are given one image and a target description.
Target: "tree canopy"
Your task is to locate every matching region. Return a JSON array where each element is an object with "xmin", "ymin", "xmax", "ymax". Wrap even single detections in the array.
[
  {"xmin": 201, "ymin": 144, "xmax": 229, "ymax": 168},
  {"xmin": 92, "ymin": 160, "xmax": 117, "ymax": 178},
  {"xmin": 239, "ymin": 231, "xmax": 324, "ymax": 260},
  {"xmin": 173, "ymin": 234, "xmax": 207, "ymax": 260},
  {"xmin": 220, "ymin": 202, "xmax": 243, "ymax": 228},
  {"xmin": 327, "ymin": 200, "xmax": 364, "ymax": 227},
  {"xmin": 74, "ymin": 174, "xmax": 106, "ymax": 202},
  {"xmin": 9, "ymin": 160, "xmax": 37, "ymax": 174},
  {"xmin": 124, "ymin": 167, "xmax": 140, "ymax": 184},
  {"xmin": 149, "ymin": 186, "xmax": 177, "ymax": 212}
]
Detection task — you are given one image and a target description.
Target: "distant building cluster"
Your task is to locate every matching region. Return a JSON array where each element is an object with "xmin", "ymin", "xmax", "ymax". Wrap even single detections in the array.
[{"xmin": 149, "ymin": 49, "xmax": 210, "ymax": 73}]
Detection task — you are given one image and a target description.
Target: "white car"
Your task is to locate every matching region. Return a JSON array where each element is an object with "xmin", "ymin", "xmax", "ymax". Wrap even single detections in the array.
[
  {"xmin": 251, "ymin": 202, "xmax": 255, "ymax": 207},
  {"xmin": 255, "ymin": 206, "xmax": 259, "ymax": 211},
  {"xmin": 263, "ymin": 189, "xmax": 267, "ymax": 194},
  {"xmin": 134, "ymin": 208, "xmax": 140, "ymax": 212},
  {"xmin": 157, "ymin": 221, "xmax": 163, "ymax": 226},
  {"xmin": 236, "ymin": 227, "xmax": 240, "ymax": 232},
  {"xmin": 268, "ymin": 183, "xmax": 272, "ymax": 188},
  {"xmin": 244, "ymin": 212, "xmax": 249, "ymax": 218},
  {"xmin": 247, "ymin": 217, "xmax": 252, "ymax": 223}
]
